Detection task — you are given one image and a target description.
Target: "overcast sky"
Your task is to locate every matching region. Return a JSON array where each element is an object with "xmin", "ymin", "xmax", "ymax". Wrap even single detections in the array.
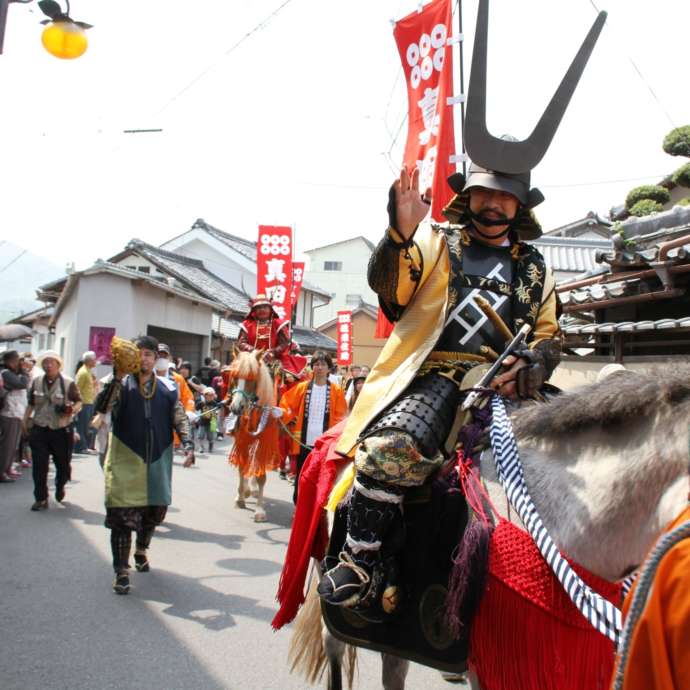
[{"xmin": 0, "ymin": 0, "xmax": 687, "ymax": 271}]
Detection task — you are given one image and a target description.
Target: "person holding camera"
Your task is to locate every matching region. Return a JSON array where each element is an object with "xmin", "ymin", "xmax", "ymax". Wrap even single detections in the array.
[
  {"xmin": 0, "ymin": 350, "xmax": 29, "ymax": 482},
  {"xmin": 22, "ymin": 351, "xmax": 82, "ymax": 510}
]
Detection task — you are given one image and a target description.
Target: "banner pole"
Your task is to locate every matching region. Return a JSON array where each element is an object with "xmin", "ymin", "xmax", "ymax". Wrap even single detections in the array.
[{"xmin": 458, "ymin": 0, "xmax": 467, "ymax": 177}]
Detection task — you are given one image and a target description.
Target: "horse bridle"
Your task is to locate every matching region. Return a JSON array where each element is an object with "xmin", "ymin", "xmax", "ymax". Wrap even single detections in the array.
[{"xmin": 227, "ymin": 384, "xmax": 276, "ymax": 438}]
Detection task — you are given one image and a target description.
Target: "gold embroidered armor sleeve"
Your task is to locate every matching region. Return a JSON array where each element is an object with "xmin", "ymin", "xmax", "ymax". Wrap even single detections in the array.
[
  {"xmin": 530, "ymin": 270, "xmax": 560, "ymax": 346},
  {"xmin": 368, "ymin": 227, "xmax": 423, "ymax": 321}
]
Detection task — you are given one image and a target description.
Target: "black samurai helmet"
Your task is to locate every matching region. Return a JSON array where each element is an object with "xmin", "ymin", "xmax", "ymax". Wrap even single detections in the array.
[{"xmin": 445, "ymin": 0, "xmax": 607, "ymax": 238}]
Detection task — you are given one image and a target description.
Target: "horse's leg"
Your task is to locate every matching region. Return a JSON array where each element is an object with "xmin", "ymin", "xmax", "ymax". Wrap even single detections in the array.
[
  {"xmin": 381, "ymin": 653, "xmax": 409, "ymax": 690},
  {"xmin": 254, "ymin": 473, "xmax": 267, "ymax": 523},
  {"xmin": 235, "ymin": 469, "xmax": 246, "ymax": 508},
  {"xmin": 323, "ymin": 628, "xmax": 345, "ymax": 690},
  {"xmin": 250, "ymin": 475, "xmax": 260, "ymax": 498}
]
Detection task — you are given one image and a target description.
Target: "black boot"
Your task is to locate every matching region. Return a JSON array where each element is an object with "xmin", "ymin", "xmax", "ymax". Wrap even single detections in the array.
[
  {"xmin": 111, "ymin": 529, "xmax": 132, "ymax": 594},
  {"xmin": 134, "ymin": 525, "xmax": 155, "ymax": 572},
  {"xmin": 318, "ymin": 474, "xmax": 403, "ymax": 607}
]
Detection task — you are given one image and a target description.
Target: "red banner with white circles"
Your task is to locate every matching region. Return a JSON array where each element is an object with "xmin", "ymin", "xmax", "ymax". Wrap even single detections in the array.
[
  {"xmin": 257, "ymin": 226, "xmax": 293, "ymax": 321},
  {"xmin": 291, "ymin": 261, "xmax": 305, "ymax": 307},
  {"xmin": 336, "ymin": 310, "xmax": 353, "ymax": 366},
  {"xmin": 393, "ymin": 0, "xmax": 456, "ymax": 221}
]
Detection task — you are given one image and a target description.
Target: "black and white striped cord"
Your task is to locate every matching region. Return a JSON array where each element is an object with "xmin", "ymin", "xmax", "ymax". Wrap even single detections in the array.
[{"xmin": 489, "ymin": 395, "xmax": 625, "ymax": 645}]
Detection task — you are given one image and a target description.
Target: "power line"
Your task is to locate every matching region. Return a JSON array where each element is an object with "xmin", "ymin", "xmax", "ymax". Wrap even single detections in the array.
[
  {"xmin": 0, "ymin": 249, "xmax": 27, "ymax": 273},
  {"xmin": 154, "ymin": 0, "xmax": 297, "ymax": 117},
  {"xmin": 587, "ymin": 0, "xmax": 675, "ymax": 128}
]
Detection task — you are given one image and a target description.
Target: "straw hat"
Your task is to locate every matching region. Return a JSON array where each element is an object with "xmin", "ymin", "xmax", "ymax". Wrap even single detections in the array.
[{"xmin": 37, "ymin": 350, "xmax": 64, "ymax": 370}]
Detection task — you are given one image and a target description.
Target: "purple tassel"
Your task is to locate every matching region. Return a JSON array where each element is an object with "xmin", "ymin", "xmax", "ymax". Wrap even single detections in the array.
[
  {"xmin": 444, "ymin": 400, "xmax": 494, "ymax": 640},
  {"xmin": 445, "ymin": 513, "xmax": 493, "ymax": 639}
]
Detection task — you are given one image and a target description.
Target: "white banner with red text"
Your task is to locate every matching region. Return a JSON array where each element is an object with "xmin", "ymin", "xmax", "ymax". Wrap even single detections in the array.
[{"xmin": 336, "ymin": 310, "xmax": 353, "ymax": 366}]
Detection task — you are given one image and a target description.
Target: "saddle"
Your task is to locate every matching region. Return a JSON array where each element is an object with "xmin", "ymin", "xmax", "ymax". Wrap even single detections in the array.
[{"xmin": 321, "ymin": 475, "xmax": 471, "ymax": 673}]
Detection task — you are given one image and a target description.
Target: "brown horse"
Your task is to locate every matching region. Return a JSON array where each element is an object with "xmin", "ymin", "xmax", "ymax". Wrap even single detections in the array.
[{"xmin": 225, "ymin": 350, "xmax": 282, "ymax": 522}]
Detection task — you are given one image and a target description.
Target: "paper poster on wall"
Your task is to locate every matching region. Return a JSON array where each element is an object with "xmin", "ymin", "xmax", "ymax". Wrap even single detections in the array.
[{"xmin": 89, "ymin": 326, "xmax": 115, "ymax": 364}]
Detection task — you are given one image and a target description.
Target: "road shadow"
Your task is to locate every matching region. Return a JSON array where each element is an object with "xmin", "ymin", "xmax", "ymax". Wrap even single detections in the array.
[
  {"xmin": 216, "ymin": 557, "xmax": 282, "ymax": 577},
  {"xmin": 138, "ymin": 569, "xmax": 276, "ymax": 631},
  {"xmin": 0, "ymin": 491, "xmax": 227, "ymax": 690},
  {"xmin": 64, "ymin": 504, "xmax": 245, "ymax": 552}
]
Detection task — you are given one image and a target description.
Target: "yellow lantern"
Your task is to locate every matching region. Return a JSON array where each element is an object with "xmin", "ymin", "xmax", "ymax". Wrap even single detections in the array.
[{"xmin": 41, "ymin": 20, "xmax": 88, "ymax": 59}]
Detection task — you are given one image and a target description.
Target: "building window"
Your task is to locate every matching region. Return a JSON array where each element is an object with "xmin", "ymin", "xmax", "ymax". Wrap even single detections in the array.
[
  {"xmin": 137, "ymin": 266, "xmax": 151, "ymax": 274},
  {"xmin": 345, "ymin": 294, "xmax": 362, "ymax": 305},
  {"xmin": 125, "ymin": 265, "xmax": 138, "ymax": 271},
  {"xmin": 38, "ymin": 334, "xmax": 46, "ymax": 351},
  {"xmin": 324, "ymin": 261, "xmax": 342, "ymax": 271}
]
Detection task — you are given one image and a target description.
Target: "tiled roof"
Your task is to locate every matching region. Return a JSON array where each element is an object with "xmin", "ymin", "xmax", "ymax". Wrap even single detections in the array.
[
  {"xmin": 560, "ymin": 278, "xmax": 634, "ymax": 307},
  {"xmin": 293, "ymin": 325, "xmax": 337, "ymax": 350},
  {"xmin": 116, "ymin": 239, "xmax": 250, "ymax": 314},
  {"xmin": 190, "ymin": 219, "xmax": 330, "ymax": 298},
  {"xmin": 563, "ymin": 317, "xmax": 690, "ymax": 336},
  {"xmin": 191, "ymin": 218, "xmax": 256, "ymax": 261},
  {"xmin": 533, "ymin": 237, "xmax": 611, "ymax": 274}
]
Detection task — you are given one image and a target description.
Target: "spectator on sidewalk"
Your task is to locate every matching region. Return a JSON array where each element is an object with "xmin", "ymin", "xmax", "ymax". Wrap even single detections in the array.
[
  {"xmin": 23, "ymin": 351, "xmax": 82, "ymax": 510},
  {"xmin": 74, "ymin": 351, "xmax": 98, "ymax": 454},
  {"xmin": 0, "ymin": 350, "xmax": 29, "ymax": 482},
  {"xmin": 195, "ymin": 387, "xmax": 218, "ymax": 453}
]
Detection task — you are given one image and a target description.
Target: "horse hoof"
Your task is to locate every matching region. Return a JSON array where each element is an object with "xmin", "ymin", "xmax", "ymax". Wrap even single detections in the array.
[
  {"xmin": 243, "ymin": 488, "xmax": 252, "ymax": 499},
  {"xmin": 235, "ymin": 499, "xmax": 246, "ymax": 509},
  {"xmin": 254, "ymin": 511, "xmax": 266, "ymax": 523}
]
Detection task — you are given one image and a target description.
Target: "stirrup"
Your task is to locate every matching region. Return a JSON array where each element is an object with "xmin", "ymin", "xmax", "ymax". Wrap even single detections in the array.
[{"xmin": 318, "ymin": 551, "xmax": 372, "ymax": 608}]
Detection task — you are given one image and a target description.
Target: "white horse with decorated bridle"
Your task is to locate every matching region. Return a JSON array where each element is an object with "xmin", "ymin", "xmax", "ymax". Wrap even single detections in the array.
[
  {"xmin": 224, "ymin": 349, "xmax": 282, "ymax": 523},
  {"xmin": 288, "ymin": 365, "xmax": 690, "ymax": 690}
]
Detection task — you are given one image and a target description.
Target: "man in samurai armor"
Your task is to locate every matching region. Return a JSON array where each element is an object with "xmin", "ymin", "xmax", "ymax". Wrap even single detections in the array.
[
  {"xmin": 317, "ymin": 159, "xmax": 563, "ymax": 607},
  {"xmin": 238, "ymin": 294, "xmax": 307, "ymax": 375},
  {"xmin": 96, "ymin": 334, "xmax": 195, "ymax": 595},
  {"xmin": 316, "ymin": 0, "xmax": 610, "ymax": 608}
]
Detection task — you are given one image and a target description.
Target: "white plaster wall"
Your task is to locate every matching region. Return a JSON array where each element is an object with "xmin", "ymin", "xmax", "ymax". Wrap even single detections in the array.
[
  {"xmin": 306, "ymin": 240, "xmax": 377, "ymax": 326},
  {"xmin": 54, "ymin": 273, "xmax": 213, "ymax": 380},
  {"xmin": 551, "ymin": 356, "xmax": 689, "ymax": 391}
]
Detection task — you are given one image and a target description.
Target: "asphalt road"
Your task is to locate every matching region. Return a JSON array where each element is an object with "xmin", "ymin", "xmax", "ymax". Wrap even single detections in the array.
[{"xmin": 0, "ymin": 440, "xmax": 454, "ymax": 690}]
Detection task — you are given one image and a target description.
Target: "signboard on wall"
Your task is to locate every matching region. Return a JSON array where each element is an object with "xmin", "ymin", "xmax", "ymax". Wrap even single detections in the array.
[{"xmin": 89, "ymin": 326, "xmax": 115, "ymax": 364}]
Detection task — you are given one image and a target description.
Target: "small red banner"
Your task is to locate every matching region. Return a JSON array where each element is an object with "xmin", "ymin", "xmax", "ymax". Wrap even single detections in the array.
[
  {"xmin": 336, "ymin": 310, "xmax": 353, "ymax": 366},
  {"xmin": 257, "ymin": 225, "xmax": 293, "ymax": 321},
  {"xmin": 291, "ymin": 261, "xmax": 305, "ymax": 307},
  {"xmin": 393, "ymin": 0, "xmax": 456, "ymax": 221}
]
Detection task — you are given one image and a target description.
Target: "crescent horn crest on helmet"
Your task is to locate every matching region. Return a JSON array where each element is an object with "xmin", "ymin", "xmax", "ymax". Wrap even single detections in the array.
[{"xmin": 464, "ymin": 0, "xmax": 607, "ymax": 174}]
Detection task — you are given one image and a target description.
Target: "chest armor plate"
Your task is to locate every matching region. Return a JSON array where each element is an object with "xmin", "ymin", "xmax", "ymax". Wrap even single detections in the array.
[{"xmin": 436, "ymin": 237, "xmax": 514, "ymax": 355}]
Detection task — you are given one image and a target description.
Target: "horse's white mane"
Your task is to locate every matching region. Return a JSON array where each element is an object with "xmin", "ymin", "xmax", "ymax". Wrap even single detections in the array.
[{"xmin": 232, "ymin": 351, "xmax": 274, "ymax": 406}]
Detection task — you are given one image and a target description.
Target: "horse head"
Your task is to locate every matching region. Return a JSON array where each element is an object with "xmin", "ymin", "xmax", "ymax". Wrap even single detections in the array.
[
  {"xmin": 225, "ymin": 349, "xmax": 275, "ymax": 433},
  {"xmin": 500, "ymin": 365, "xmax": 690, "ymax": 582}
]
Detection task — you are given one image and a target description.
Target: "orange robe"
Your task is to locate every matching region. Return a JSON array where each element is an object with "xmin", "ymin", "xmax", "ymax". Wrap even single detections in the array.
[
  {"xmin": 612, "ymin": 505, "xmax": 690, "ymax": 690},
  {"xmin": 279, "ymin": 378, "xmax": 347, "ymax": 455},
  {"xmin": 169, "ymin": 370, "xmax": 194, "ymax": 447}
]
